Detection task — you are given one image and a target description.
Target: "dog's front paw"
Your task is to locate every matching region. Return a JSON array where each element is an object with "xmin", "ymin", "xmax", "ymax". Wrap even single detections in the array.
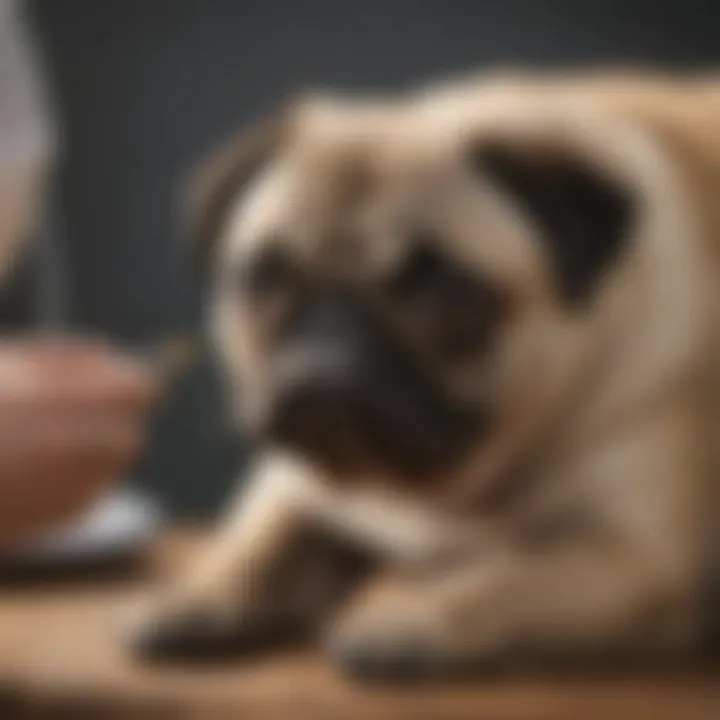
[
  {"xmin": 122, "ymin": 594, "xmax": 266, "ymax": 664},
  {"xmin": 324, "ymin": 587, "xmax": 452, "ymax": 682}
]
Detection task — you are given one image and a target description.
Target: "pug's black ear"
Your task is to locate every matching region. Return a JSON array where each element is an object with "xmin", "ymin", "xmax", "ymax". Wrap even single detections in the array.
[
  {"xmin": 470, "ymin": 140, "xmax": 635, "ymax": 305},
  {"xmin": 181, "ymin": 100, "xmax": 294, "ymax": 279}
]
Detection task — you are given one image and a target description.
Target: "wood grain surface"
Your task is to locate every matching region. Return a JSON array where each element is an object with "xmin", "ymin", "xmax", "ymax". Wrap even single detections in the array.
[{"xmin": 0, "ymin": 530, "xmax": 717, "ymax": 719}]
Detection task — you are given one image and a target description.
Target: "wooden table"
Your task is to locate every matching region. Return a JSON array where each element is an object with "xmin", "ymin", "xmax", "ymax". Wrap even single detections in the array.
[{"xmin": 0, "ymin": 531, "xmax": 717, "ymax": 719}]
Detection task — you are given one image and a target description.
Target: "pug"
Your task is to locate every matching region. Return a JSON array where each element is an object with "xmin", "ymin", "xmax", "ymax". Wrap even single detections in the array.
[{"xmin": 127, "ymin": 71, "xmax": 720, "ymax": 680}]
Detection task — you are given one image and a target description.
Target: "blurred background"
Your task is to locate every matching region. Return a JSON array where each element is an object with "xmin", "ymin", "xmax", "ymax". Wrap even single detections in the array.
[{"xmin": 5, "ymin": 0, "xmax": 719, "ymax": 521}]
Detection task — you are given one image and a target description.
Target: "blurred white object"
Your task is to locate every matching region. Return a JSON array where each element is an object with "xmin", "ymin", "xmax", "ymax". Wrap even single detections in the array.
[
  {"xmin": 7, "ymin": 487, "xmax": 163, "ymax": 566},
  {"xmin": 0, "ymin": 0, "xmax": 56, "ymax": 282}
]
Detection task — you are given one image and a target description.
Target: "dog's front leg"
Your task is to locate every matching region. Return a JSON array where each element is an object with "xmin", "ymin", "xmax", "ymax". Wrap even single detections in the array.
[
  {"xmin": 326, "ymin": 535, "xmax": 698, "ymax": 682},
  {"xmin": 326, "ymin": 407, "xmax": 706, "ymax": 681},
  {"xmin": 126, "ymin": 452, "xmax": 364, "ymax": 660}
]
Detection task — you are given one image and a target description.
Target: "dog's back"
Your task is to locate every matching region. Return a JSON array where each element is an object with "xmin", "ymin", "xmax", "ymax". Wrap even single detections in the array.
[
  {"xmin": 419, "ymin": 70, "xmax": 720, "ymax": 626},
  {"xmin": 508, "ymin": 71, "xmax": 720, "ymax": 631},
  {"xmin": 436, "ymin": 70, "xmax": 720, "ymax": 247}
]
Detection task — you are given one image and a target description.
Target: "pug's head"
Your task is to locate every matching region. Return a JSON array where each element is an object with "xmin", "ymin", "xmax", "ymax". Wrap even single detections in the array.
[{"xmin": 186, "ymin": 90, "xmax": 636, "ymax": 487}]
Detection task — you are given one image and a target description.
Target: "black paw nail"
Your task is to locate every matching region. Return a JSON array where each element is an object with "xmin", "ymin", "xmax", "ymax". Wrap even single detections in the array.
[
  {"xmin": 130, "ymin": 610, "xmax": 247, "ymax": 663},
  {"xmin": 332, "ymin": 638, "xmax": 444, "ymax": 683},
  {"xmin": 129, "ymin": 611, "xmax": 303, "ymax": 665}
]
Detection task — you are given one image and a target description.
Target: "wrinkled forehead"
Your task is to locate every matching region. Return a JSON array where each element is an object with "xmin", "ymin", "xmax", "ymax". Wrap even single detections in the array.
[
  {"xmin": 221, "ymin": 102, "xmax": 459, "ymax": 262},
  {"xmin": 219, "ymin": 99, "xmax": 543, "ymax": 288}
]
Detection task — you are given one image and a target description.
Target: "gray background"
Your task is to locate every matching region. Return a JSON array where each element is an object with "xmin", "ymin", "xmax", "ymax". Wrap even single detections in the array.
[{"xmin": 20, "ymin": 0, "xmax": 720, "ymax": 518}]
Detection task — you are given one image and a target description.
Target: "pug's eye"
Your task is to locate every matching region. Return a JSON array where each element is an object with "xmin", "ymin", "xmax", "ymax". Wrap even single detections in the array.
[
  {"xmin": 386, "ymin": 237, "xmax": 446, "ymax": 298},
  {"xmin": 238, "ymin": 246, "xmax": 296, "ymax": 298},
  {"xmin": 385, "ymin": 234, "xmax": 508, "ymax": 361}
]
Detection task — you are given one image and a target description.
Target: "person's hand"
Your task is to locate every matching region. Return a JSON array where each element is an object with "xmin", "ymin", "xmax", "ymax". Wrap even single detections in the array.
[{"xmin": 0, "ymin": 338, "xmax": 159, "ymax": 550}]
